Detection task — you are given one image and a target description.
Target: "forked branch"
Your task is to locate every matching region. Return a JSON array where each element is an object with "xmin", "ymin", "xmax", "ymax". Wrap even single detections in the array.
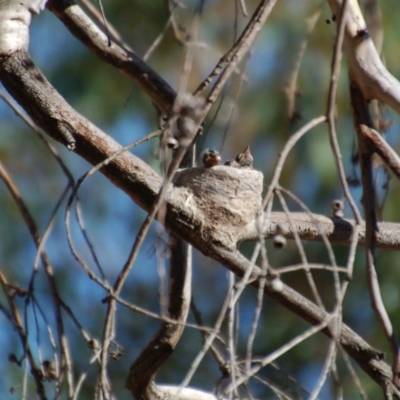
[{"xmin": 1, "ymin": 50, "xmax": 400, "ymax": 394}]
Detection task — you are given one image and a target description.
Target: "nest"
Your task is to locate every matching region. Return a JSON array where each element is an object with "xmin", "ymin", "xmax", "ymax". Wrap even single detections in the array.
[{"xmin": 173, "ymin": 165, "xmax": 263, "ymax": 247}]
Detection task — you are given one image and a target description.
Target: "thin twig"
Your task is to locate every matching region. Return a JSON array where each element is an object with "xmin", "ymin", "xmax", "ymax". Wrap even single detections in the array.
[
  {"xmin": 220, "ymin": 55, "xmax": 250, "ymax": 152},
  {"xmin": 0, "ymin": 161, "xmax": 75, "ymax": 397},
  {"xmin": 194, "ymin": 0, "xmax": 277, "ymax": 99},
  {"xmin": 285, "ymin": 9, "xmax": 321, "ymax": 122},
  {"xmin": 190, "ymin": 300, "xmax": 230, "ymax": 375},
  {"xmin": 340, "ymin": 348, "xmax": 369, "ymax": 400},
  {"xmin": 224, "ymin": 317, "xmax": 331, "ymax": 395},
  {"xmin": 326, "ymin": 0, "xmax": 363, "ymax": 224},
  {"xmin": 228, "ymin": 273, "xmax": 239, "ymax": 399},
  {"xmin": 0, "ymin": 271, "xmax": 46, "ymax": 400},
  {"xmin": 277, "ymin": 263, "xmax": 348, "ymax": 274},
  {"xmin": 275, "ymin": 189, "xmax": 324, "ymax": 309},
  {"xmin": 262, "ymin": 116, "xmax": 327, "ymax": 209},
  {"xmin": 177, "ymin": 284, "xmax": 234, "ymax": 394},
  {"xmin": 309, "ymin": 339, "xmax": 338, "ymax": 399},
  {"xmin": 245, "ymin": 251, "xmax": 267, "ymax": 383}
]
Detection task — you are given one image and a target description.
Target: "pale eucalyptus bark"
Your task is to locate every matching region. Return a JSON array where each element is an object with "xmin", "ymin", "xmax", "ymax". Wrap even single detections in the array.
[{"xmin": 327, "ymin": 0, "xmax": 400, "ymax": 113}]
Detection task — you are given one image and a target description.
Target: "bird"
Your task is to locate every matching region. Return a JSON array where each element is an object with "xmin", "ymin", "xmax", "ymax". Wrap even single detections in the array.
[
  {"xmin": 236, "ymin": 145, "xmax": 253, "ymax": 168},
  {"xmin": 43, "ymin": 360, "xmax": 57, "ymax": 381},
  {"xmin": 224, "ymin": 145, "xmax": 253, "ymax": 169},
  {"xmin": 202, "ymin": 149, "xmax": 221, "ymax": 168}
]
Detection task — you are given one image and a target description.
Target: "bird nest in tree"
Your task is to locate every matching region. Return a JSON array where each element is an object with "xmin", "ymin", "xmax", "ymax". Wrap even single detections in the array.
[{"xmin": 173, "ymin": 166, "xmax": 264, "ymax": 247}]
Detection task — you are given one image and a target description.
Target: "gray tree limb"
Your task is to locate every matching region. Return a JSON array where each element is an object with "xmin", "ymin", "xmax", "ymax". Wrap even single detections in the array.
[
  {"xmin": 327, "ymin": 0, "xmax": 400, "ymax": 114},
  {"xmin": 1, "ymin": 50, "xmax": 400, "ymax": 395}
]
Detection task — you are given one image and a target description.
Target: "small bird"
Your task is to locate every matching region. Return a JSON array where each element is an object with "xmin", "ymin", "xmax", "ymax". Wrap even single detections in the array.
[
  {"xmin": 224, "ymin": 145, "xmax": 253, "ymax": 169},
  {"xmin": 202, "ymin": 149, "xmax": 221, "ymax": 168},
  {"xmin": 236, "ymin": 145, "xmax": 253, "ymax": 168},
  {"xmin": 43, "ymin": 360, "xmax": 57, "ymax": 381}
]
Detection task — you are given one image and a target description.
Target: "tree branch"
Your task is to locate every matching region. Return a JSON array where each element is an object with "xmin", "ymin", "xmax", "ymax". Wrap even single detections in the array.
[
  {"xmin": 126, "ymin": 237, "xmax": 193, "ymax": 399},
  {"xmin": 46, "ymin": 0, "xmax": 176, "ymax": 115},
  {"xmin": 243, "ymin": 211, "xmax": 400, "ymax": 251},
  {"xmin": 1, "ymin": 50, "xmax": 400, "ymax": 394},
  {"xmin": 326, "ymin": 0, "xmax": 400, "ymax": 114},
  {"xmin": 350, "ymin": 79, "xmax": 400, "ymax": 391},
  {"xmin": 358, "ymin": 126, "xmax": 400, "ymax": 180}
]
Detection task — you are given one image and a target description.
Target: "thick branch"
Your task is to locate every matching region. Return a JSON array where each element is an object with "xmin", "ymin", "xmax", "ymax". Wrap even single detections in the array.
[
  {"xmin": 46, "ymin": 0, "xmax": 176, "ymax": 115},
  {"xmin": 126, "ymin": 237, "xmax": 192, "ymax": 399},
  {"xmin": 359, "ymin": 127, "xmax": 400, "ymax": 180},
  {"xmin": 243, "ymin": 211, "xmax": 400, "ymax": 251},
  {"xmin": 326, "ymin": 0, "xmax": 400, "ymax": 114},
  {"xmin": 0, "ymin": 51, "xmax": 162, "ymax": 209},
  {"xmin": 0, "ymin": 0, "xmax": 47, "ymax": 56},
  {"xmin": 1, "ymin": 50, "xmax": 399, "ymax": 394},
  {"xmin": 350, "ymin": 79, "xmax": 400, "ymax": 390}
]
